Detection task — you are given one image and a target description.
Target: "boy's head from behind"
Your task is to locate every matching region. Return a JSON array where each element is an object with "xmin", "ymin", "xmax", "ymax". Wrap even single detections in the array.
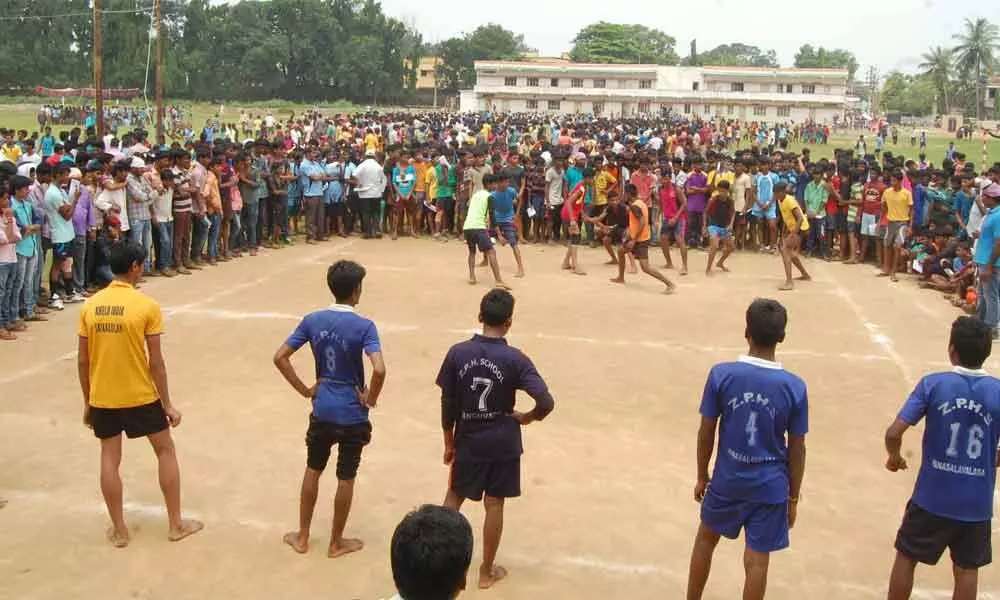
[
  {"xmin": 949, "ymin": 317, "xmax": 992, "ymax": 369},
  {"xmin": 327, "ymin": 260, "xmax": 366, "ymax": 305},
  {"xmin": 479, "ymin": 288, "xmax": 515, "ymax": 333},
  {"xmin": 745, "ymin": 298, "xmax": 787, "ymax": 349},
  {"xmin": 391, "ymin": 505, "xmax": 473, "ymax": 600}
]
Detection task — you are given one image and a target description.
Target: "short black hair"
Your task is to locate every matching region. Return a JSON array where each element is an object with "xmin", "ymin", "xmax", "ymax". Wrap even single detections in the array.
[
  {"xmin": 9, "ymin": 175, "xmax": 32, "ymax": 193},
  {"xmin": 950, "ymin": 316, "xmax": 992, "ymax": 368},
  {"xmin": 480, "ymin": 288, "xmax": 515, "ymax": 327},
  {"xmin": 391, "ymin": 505, "xmax": 473, "ymax": 600},
  {"xmin": 108, "ymin": 241, "xmax": 147, "ymax": 275},
  {"xmin": 326, "ymin": 260, "xmax": 366, "ymax": 302},
  {"xmin": 746, "ymin": 298, "xmax": 787, "ymax": 348}
]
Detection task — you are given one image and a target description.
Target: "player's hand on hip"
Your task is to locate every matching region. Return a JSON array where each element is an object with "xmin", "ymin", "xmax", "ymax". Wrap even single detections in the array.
[
  {"xmin": 165, "ymin": 406, "xmax": 182, "ymax": 427},
  {"xmin": 357, "ymin": 386, "xmax": 376, "ymax": 408},
  {"xmin": 693, "ymin": 478, "xmax": 708, "ymax": 503},
  {"xmin": 512, "ymin": 411, "xmax": 535, "ymax": 426},
  {"xmin": 303, "ymin": 382, "xmax": 318, "ymax": 399},
  {"xmin": 885, "ymin": 453, "xmax": 908, "ymax": 472}
]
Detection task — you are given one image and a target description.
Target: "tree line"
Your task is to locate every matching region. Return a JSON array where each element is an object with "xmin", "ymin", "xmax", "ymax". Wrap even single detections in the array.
[{"xmin": 0, "ymin": 1, "xmax": 995, "ymax": 117}]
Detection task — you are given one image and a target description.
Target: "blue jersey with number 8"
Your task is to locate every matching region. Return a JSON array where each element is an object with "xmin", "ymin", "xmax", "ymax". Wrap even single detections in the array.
[
  {"xmin": 898, "ymin": 368, "xmax": 1000, "ymax": 522},
  {"xmin": 699, "ymin": 357, "xmax": 809, "ymax": 504}
]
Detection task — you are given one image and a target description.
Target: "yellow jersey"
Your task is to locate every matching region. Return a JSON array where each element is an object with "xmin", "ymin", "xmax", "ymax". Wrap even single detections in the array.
[
  {"xmin": 779, "ymin": 195, "xmax": 809, "ymax": 232},
  {"xmin": 78, "ymin": 281, "xmax": 164, "ymax": 409}
]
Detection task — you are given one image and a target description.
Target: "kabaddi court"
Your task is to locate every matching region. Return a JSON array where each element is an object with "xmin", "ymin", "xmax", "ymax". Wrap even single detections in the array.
[{"xmin": 0, "ymin": 236, "xmax": 998, "ymax": 600}]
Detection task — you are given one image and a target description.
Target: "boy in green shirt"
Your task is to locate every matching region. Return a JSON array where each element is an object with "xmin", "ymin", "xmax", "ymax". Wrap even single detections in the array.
[{"xmin": 462, "ymin": 174, "xmax": 509, "ymax": 289}]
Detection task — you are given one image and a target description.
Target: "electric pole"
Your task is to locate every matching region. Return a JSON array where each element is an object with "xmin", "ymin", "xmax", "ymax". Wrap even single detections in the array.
[
  {"xmin": 93, "ymin": 0, "xmax": 104, "ymax": 136},
  {"xmin": 154, "ymin": 0, "xmax": 165, "ymax": 143}
]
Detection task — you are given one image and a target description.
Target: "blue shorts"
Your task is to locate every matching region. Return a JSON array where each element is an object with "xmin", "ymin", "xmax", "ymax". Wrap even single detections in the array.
[
  {"xmin": 700, "ymin": 487, "xmax": 789, "ymax": 553},
  {"xmin": 707, "ymin": 225, "xmax": 731, "ymax": 239},
  {"xmin": 750, "ymin": 204, "xmax": 777, "ymax": 221},
  {"xmin": 660, "ymin": 218, "xmax": 686, "ymax": 241},
  {"xmin": 464, "ymin": 229, "xmax": 493, "ymax": 252},
  {"xmin": 498, "ymin": 222, "xmax": 518, "ymax": 247}
]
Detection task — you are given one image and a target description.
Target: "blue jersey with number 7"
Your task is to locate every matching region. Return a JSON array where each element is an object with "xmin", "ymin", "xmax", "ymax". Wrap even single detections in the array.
[
  {"xmin": 898, "ymin": 368, "xmax": 1000, "ymax": 522},
  {"xmin": 699, "ymin": 356, "xmax": 809, "ymax": 504}
]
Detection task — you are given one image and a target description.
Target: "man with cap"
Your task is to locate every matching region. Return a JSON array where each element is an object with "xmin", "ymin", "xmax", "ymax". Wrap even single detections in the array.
[
  {"xmin": 974, "ymin": 182, "xmax": 1000, "ymax": 339},
  {"xmin": 126, "ymin": 156, "xmax": 155, "ymax": 277}
]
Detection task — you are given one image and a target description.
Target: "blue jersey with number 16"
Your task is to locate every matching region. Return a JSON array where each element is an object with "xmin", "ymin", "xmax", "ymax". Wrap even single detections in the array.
[
  {"xmin": 699, "ymin": 356, "xmax": 809, "ymax": 504},
  {"xmin": 898, "ymin": 368, "xmax": 1000, "ymax": 522}
]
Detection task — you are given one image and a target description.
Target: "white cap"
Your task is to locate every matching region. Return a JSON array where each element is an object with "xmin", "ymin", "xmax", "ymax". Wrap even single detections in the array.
[{"xmin": 130, "ymin": 156, "xmax": 146, "ymax": 169}]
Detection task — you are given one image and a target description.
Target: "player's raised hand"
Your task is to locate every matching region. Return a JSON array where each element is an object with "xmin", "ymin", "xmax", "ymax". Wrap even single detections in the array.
[
  {"xmin": 693, "ymin": 478, "xmax": 708, "ymax": 503},
  {"xmin": 885, "ymin": 453, "xmax": 908, "ymax": 472}
]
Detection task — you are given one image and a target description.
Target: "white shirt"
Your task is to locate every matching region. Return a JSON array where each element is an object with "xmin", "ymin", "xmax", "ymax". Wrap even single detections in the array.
[{"xmin": 353, "ymin": 158, "xmax": 386, "ymax": 198}]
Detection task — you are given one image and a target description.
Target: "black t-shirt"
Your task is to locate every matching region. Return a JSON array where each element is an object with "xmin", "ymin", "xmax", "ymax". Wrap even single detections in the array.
[
  {"xmin": 436, "ymin": 335, "xmax": 553, "ymax": 462},
  {"xmin": 708, "ymin": 197, "xmax": 734, "ymax": 228},
  {"xmin": 606, "ymin": 203, "xmax": 628, "ymax": 229}
]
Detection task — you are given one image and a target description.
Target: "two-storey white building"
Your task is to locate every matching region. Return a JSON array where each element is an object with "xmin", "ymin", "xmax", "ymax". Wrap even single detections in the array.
[{"xmin": 459, "ymin": 60, "xmax": 851, "ymax": 123}]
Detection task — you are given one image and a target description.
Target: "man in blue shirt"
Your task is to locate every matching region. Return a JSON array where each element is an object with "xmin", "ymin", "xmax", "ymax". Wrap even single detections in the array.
[
  {"xmin": 884, "ymin": 317, "xmax": 1000, "ymax": 600},
  {"xmin": 974, "ymin": 184, "xmax": 1000, "ymax": 338},
  {"xmin": 437, "ymin": 289, "xmax": 554, "ymax": 590},
  {"xmin": 489, "ymin": 172, "xmax": 524, "ymax": 278},
  {"xmin": 273, "ymin": 260, "xmax": 386, "ymax": 559},
  {"xmin": 300, "ymin": 149, "xmax": 327, "ymax": 244},
  {"xmin": 687, "ymin": 298, "xmax": 808, "ymax": 600}
]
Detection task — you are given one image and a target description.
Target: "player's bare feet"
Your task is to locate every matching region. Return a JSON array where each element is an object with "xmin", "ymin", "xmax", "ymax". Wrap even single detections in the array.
[
  {"xmin": 795, "ymin": 274, "xmax": 811, "ymax": 281},
  {"xmin": 479, "ymin": 565, "xmax": 508, "ymax": 589},
  {"xmin": 877, "ymin": 271, "xmax": 890, "ymax": 277},
  {"xmin": 890, "ymin": 274, "xmax": 899, "ymax": 282},
  {"xmin": 717, "ymin": 264, "xmax": 730, "ymax": 273},
  {"xmin": 468, "ymin": 277, "xmax": 477, "ymax": 285},
  {"xmin": 283, "ymin": 531, "xmax": 309, "ymax": 554},
  {"xmin": 168, "ymin": 519, "xmax": 204, "ymax": 542},
  {"xmin": 680, "ymin": 267, "xmax": 688, "ymax": 276},
  {"xmin": 663, "ymin": 285, "xmax": 677, "ymax": 295},
  {"xmin": 609, "ymin": 277, "xmax": 625, "ymax": 284},
  {"xmin": 514, "ymin": 270, "xmax": 525, "ymax": 278},
  {"xmin": 327, "ymin": 537, "xmax": 364, "ymax": 558},
  {"xmin": 604, "ymin": 259, "xmax": 617, "ymax": 265},
  {"xmin": 705, "ymin": 269, "xmax": 714, "ymax": 277},
  {"xmin": 561, "ymin": 263, "xmax": 572, "ymax": 270},
  {"xmin": 106, "ymin": 527, "xmax": 130, "ymax": 548},
  {"xmin": 778, "ymin": 282, "xmax": 794, "ymax": 291},
  {"xmin": 572, "ymin": 269, "xmax": 586, "ymax": 276}
]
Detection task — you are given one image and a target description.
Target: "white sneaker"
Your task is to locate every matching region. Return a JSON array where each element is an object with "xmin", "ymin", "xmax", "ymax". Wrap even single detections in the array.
[
  {"xmin": 49, "ymin": 295, "xmax": 64, "ymax": 310},
  {"xmin": 67, "ymin": 292, "xmax": 85, "ymax": 303}
]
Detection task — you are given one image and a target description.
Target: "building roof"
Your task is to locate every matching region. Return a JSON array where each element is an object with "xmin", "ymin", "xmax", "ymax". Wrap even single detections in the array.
[{"xmin": 474, "ymin": 60, "xmax": 848, "ymax": 80}]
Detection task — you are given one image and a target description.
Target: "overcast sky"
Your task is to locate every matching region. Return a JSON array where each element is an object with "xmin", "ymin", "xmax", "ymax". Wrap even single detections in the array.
[{"xmin": 377, "ymin": 0, "xmax": 988, "ymax": 76}]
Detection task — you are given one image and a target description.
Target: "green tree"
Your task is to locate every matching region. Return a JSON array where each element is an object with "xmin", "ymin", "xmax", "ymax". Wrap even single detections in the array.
[
  {"xmin": 952, "ymin": 17, "xmax": 1000, "ymax": 118},
  {"xmin": 880, "ymin": 71, "xmax": 936, "ymax": 116},
  {"xmin": 435, "ymin": 23, "xmax": 526, "ymax": 90},
  {"xmin": 684, "ymin": 43, "xmax": 779, "ymax": 67},
  {"xmin": 793, "ymin": 44, "xmax": 858, "ymax": 80},
  {"xmin": 569, "ymin": 22, "xmax": 679, "ymax": 65},
  {"xmin": 918, "ymin": 46, "xmax": 953, "ymax": 114}
]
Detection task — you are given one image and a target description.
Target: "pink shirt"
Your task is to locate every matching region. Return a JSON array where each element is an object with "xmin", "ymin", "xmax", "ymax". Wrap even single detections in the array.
[
  {"xmin": 659, "ymin": 184, "xmax": 685, "ymax": 220},
  {"xmin": 0, "ymin": 214, "xmax": 23, "ymax": 263},
  {"xmin": 632, "ymin": 171, "xmax": 655, "ymax": 202}
]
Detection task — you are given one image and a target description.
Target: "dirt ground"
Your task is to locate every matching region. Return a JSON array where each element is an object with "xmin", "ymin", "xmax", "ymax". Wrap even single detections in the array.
[{"xmin": 1, "ymin": 236, "xmax": 998, "ymax": 600}]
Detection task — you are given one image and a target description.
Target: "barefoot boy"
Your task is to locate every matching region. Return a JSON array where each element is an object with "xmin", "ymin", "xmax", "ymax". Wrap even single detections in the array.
[
  {"xmin": 612, "ymin": 181, "xmax": 677, "ymax": 293},
  {"xmin": 437, "ymin": 289, "xmax": 555, "ymax": 589},
  {"xmin": 490, "ymin": 172, "xmax": 525, "ymax": 278},
  {"xmin": 77, "ymin": 241, "xmax": 203, "ymax": 547},
  {"xmin": 884, "ymin": 316, "xmax": 1000, "ymax": 600},
  {"xmin": 659, "ymin": 170, "xmax": 689, "ymax": 275},
  {"xmin": 776, "ymin": 183, "xmax": 811, "ymax": 291},
  {"xmin": 702, "ymin": 180, "xmax": 735, "ymax": 276},
  {"xmin": 464, "ymin": 173, "xmax": 509, "ymax": 288},
  {"xmin": 273, "ymin": 259, "xmax": 387, "ymax": 558},
  {"xmin": 686, "ymin": 298, "xmax": 808, "ymax": 600},
  {"xmin": 560, "ymin": 167, "xmax": 592, "ymax": 275}
]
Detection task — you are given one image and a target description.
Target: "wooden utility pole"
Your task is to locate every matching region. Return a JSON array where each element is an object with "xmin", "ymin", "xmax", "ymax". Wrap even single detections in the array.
[
  {"xmin": 154, "ymin": 0, "xmax": 165, "ymax": 143},
  {"xmin": 93, "ymin": 0, "xmax": 104, "ymax": 136}
]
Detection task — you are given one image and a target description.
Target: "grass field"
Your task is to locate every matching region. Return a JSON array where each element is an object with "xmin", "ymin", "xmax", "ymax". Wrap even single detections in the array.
[{"xmin": 1, "ymin": 100, "xmax": 998, "ymax": 167}]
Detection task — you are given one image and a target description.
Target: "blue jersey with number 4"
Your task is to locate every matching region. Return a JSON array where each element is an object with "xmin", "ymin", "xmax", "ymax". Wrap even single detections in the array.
[
  {"xmin": 699, "ymin": 356, "xmax": 809, "ymax": 504},
  {"xmin": 285, "ymin": 305, "xmax": 381, "ymax": 425},
  {"xmin": 898, "ymin": 368, "xmax": 1000, "ymax": 522}
]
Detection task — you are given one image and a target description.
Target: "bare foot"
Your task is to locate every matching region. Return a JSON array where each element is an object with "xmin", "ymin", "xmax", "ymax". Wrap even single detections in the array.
[
  {"xmin": 468, "ymin": 277, "xmax": 477, "ymax": 285},
  {"xmin": 572, "ymin": 269, "xmax": 586, "ymax": 276},
  {"xmin": 877, "ymin": 271, "xmax": 890, "ymax": 277},
  {"xmin": 604, "ymin": 259, "xmax": 617, "ymax": 265},
  {"xmin": 514, "ymin": 271, "xmax": 525, "ymax": 278},
  {"xmin": 479, "ymin": 565, "xmax": 509, "ymax": 589},
  {"xmin": 495, "ymin": 281, "xmax": 512, "ymax": 290},
  {"xmin": 717, "ymin": 264, "xmax": 730, "ymax": 273},
  {"xmin": 561, "ymin": 263, "xmax": 572, "ymax": 270},
  {"xmin": 283, "ymin": 531, "xmax": 309, "ymax": 554},
  {"xmin": 778, "ymin": 282, "xmax": 794, "ymax": 291},
  {"xmin": 662, "ymin": 263, "xmax": 673, "ymax": 269},
  {"xmin": 890, "ymin": 274, "xmax": 899, "ymax": 282},
  {"xmin": 795, "ymin": 274, "xmax": 811, "ymax": 281},
  {"xmin": 663, "ymin": 285, "xmax": 677, "ymax": 295},
  {"xmin": 106, "ymin": 527, "xmax": 130, "ymax": 548},
  {"xmin": 327, "ymin": 537, "xmax": 364, "ymax": 558},
  {"xmin": 609, "ymin": 277, "xmax": 625, "ymax": 284},
  {"xmin": 680, "ymin": 267, "xmax": 688, "ymax": 276},
  {"xmin": 168, "ymin": 519, "xmax": 204, "ymax": 542},
  {"xmin": 705, "ymin": 269, "xmax": 714, "ymax": 277}
]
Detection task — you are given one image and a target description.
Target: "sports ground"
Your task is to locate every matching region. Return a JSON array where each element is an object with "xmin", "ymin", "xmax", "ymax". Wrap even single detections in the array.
[{"xmin": 1, "ymin": 237, "xmax": 998, "ymax": 600}]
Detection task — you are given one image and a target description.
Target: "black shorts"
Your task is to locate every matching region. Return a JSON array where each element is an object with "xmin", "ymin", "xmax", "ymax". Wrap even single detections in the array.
[
  {"xmin": 325, "ymin": 202, "xmax": 344, "ymax": 217},
  {"xmin": 895, "ymin": 501, "xmax": 992, "ymax": 569},
  {"xmin": 52, "ymin": 241, "xmax": 73, "ymax": 262},
  {"xmin": 630, "ymin": 240, "xmax": 649, "ymax": 260},
  {"xmin": 464, "ymin": 229, "xmax": 493, "ymax": 252},
  {"xmin": 305, "ymin": 416, "xmax": 372, "ymax": 480},
  {"xmin": 90, "ymin": 399, "xmax": 169, "ymax": 440},
  {"xmin": 450, "ymin": 457, "xmax": 520, "ymax": 501}
]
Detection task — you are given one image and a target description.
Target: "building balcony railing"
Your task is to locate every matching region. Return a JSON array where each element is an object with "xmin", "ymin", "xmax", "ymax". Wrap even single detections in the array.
[{"xmin": 472, "ymin": 84, "xmax": 847, "ymax": 105}]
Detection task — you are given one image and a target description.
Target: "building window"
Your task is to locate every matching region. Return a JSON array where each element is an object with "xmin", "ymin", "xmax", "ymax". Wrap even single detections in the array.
[
  {"xmin": 527, "ymin": 77, "xmax": 539, "ymax": 87},
  {"xmin": 683, "ymin": 103, "xmax": 692, "ymax": 114},
  {"xmin": 639, "ymin": 79, "xmax": 653, "ymax": 89},
  {"xmin": 550, "ymin": 78, "xmax": 559, "ymax": 87},
  {"xmin": 704, "ymin": 104, "xmax": 711, "ymax": 114},
  {"xmin": 802, "ymin": 84, "xmax": 816, "ymax": 94},
  {"xmin": 730, "ymin": 82, "xmax": 745, "ymax": 92},
  {"xmin": 504, "ymin": 77, "xmax": 517, "ymax": 87},
  {"xmin": 824, "ymin": 85, "xmax": 831, "ymax": 94},
  {"xmin": 526, "ymin": 99, "xmax": 538, "ymax": 110},
  {"xmin": 777, "ymin": 106, "xmax": 791, "ymax": 117},
  {"xmin": 547, "ymin": 100, "xmax": 561, "ymax": 110},
  {"xmin": 638, "ymin": 102, "xmax": 650, "ymax": 113},
  {"xmin": 692, "ymin": 81, "xmax": 700, "ymax": 91},
  {"xmin": 752, "ymin": 105, "xmax": 767, "ymax": 116},
  {"xmin": 592, "ymin": 102, "xmax": 604, "ymax": 115},
  {"xmin": 727, "ymin": 104, "xmax": 735, "ymax": 115},
  {"xmin": 594, "ymin": 79, "xmax": 606, "ymax": 88},
  {"xmin": 571, "ymin": 78, "xmax": 583, "ymax": 88}
]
